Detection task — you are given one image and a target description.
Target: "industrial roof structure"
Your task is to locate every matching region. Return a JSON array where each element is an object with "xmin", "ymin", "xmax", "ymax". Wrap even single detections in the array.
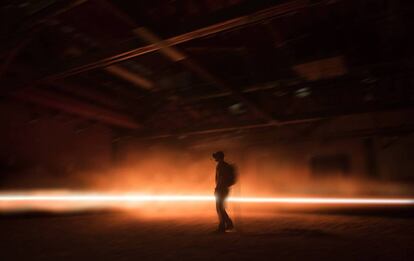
[{"xmin": 1, "ymin": 0, "xmax": 413, "ymax": 141}]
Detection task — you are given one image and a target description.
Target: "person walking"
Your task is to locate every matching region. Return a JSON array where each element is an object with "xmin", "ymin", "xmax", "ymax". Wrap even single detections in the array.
[{"xmin": 212, "ymin": 151, "xmax": 236, "ymax": 233}]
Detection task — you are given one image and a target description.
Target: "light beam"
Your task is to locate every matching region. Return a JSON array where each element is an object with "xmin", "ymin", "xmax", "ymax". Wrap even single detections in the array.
[{"xmin": 0, "ymin": 193, "xmax": 413, "ymax": 205}]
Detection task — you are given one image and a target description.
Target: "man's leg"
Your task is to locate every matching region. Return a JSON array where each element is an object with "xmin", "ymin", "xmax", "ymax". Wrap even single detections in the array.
[
  {"xmin": 221, "ymin": 192, "xmax": 233, "ymax": 229},
  {"xmin": 215, "ymin": 195, "xmax": 226, "ymax": 232},
  {"xmin": 216, "ymin": 189, "xmax": 233, "ymax": 231}
]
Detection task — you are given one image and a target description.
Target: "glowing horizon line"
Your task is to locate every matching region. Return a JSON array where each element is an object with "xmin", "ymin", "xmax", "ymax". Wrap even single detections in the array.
[{"xmin": 0, "ymin": 194, "xmax": 413, "ymax": 205}]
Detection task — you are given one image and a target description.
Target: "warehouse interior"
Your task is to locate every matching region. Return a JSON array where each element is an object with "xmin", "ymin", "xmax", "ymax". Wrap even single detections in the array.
[{"xmin": 1, "ymin": 0, "xmax": 414, "ymax": 260}]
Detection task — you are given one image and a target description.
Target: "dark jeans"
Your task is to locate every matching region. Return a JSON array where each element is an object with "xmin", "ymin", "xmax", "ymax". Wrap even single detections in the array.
[{"xmin": 215, "ymin": 187, "xmax": 233, "ymax": 231}]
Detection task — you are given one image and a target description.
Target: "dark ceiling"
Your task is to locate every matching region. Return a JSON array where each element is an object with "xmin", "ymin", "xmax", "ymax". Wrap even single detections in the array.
[{"xmin": 1, "ymin": 0, "xmax": 414, "ymax": 139}]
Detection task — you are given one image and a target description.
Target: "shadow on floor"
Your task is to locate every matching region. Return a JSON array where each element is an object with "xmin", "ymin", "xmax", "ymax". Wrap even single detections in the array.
[
  {"xmin": 0, "ymin": 209, "xmax": 118, "ymax": 220},
  {"xmin": 286, "ymin": 206, "xmax": 414, "ymax": 219},
  {"xmin": 242, "ymin": 228, "xmax": 336, "ymax": 239}
]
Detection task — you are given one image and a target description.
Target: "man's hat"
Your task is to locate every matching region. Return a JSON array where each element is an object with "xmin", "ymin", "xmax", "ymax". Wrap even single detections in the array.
[{"xmin": 212, "ymin": 151, "xmax": 224, "ymax": 160}]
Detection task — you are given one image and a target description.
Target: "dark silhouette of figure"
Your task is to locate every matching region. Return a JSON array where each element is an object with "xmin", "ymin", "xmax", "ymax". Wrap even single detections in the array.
[{"xmin": 212, "ymin": 151, "xmax": 234, "ymax": 233}]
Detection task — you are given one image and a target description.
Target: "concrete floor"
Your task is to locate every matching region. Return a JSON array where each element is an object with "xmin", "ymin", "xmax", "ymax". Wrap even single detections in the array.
[{"xmin": 1, "ymin": 208, "xmax": 414, "ymax": 260}]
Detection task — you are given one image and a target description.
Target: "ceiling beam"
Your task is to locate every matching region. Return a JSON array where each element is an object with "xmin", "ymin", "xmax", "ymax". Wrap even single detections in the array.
[
  {"xmin": 104, "ymin": 65, "xmax": 154, "ymax": 91},
  {"xmin": 45, "ymin": 0, "xmax": 315, "ymax": 81},
  {"xmin": 186, "ymin": 81, "xmax": 285, "ymax": 101},
  {"xmin": 97, "ymin": 0, "xmax": 279, "ymax": 124},
  {"xmin": 1, "ymin": 0, "xmax": 88, "ymax": 82},
  {"xmin": 86, "ymin": 0, "xmax": 279, "ymax": 123},
  {"xmin": 141, "ymin": 119, "xmax": 320, "ymax": 140},
  {"xmin": 140, "ymin": 104, "xmax": 414, "ymax": 139},
  {"xmin": 134, "ymin": 27, "xmax": 277, "ymax": 123},
  {"xmin": 11, "ymin": 87, "xmax": 140, "ymax": 129},
  {"xmin": 52, "ymin": 81, "xmax": 126, "ymax": 109},
  {"xmin": 146, "ymin": 124, "xmax": 414, "ymax": 141}
]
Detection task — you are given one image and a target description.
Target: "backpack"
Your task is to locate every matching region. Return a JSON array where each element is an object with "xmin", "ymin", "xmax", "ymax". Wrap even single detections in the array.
[{"xmin": 224, "ymin": 163, "xmax": 238, "ymax": 187}]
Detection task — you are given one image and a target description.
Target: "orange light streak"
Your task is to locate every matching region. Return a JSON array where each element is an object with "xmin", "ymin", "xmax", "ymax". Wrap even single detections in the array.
[{"xmin": 0, "ymin": 193, "xmax": 413, "ymax": 205}]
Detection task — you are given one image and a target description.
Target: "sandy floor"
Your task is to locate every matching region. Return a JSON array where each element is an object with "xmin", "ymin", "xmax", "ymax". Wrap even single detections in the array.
[{"xmin": 1, "ymin": 208, "xmax": 414, "ymax": 260}]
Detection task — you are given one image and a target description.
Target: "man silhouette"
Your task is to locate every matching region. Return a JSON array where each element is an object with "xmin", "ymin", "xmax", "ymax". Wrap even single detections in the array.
[{"xmin": 212, "ymin": 151, "xmax": 234, "ymax": 233}]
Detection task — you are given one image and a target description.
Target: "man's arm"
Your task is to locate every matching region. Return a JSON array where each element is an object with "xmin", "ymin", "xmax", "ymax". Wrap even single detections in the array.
[{"xmin": 215, "ymin": 164, "xmax": 225, "ymax": 190}]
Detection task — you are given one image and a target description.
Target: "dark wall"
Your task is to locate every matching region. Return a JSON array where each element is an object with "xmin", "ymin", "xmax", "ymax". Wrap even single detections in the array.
[{"xmin": 0, "ymin": 100, "xmax": 112, "ymax": 187}]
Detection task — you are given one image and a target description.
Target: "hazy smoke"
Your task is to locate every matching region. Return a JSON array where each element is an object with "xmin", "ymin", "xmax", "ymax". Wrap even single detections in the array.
[{"xmin": 75, "ymin": 139, "xmax": 413, "ymax": 197}]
